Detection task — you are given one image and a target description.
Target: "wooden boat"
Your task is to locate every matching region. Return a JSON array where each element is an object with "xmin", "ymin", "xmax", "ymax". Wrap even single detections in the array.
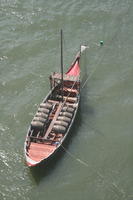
[{"xmin": 24, "ymin": 31, "xmax": 87, "ymax": 167}]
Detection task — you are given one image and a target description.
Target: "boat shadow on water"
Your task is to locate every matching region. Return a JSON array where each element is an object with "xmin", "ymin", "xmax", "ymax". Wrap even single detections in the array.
[{"xmin": 29, "ymin": 107, "xmax": 82, "ymax": 183}]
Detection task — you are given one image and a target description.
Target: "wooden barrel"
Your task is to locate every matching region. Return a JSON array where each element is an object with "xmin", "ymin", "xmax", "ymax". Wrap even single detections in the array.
[
  {"xmin": 35, "ymin": 112, "xmax": 48, "ymax": 119},
  {"xmin": 60, "ymin": 112, "xmax": 73, "ymax": 118},
  {"xmin": 53, "ymin": 125, "xmax": 66, "ymax": 134},
  {"xmin": 38, "ymin": 107, "xmax": 49, "ymax": 114},
  {"xmin": 31, "ymin": 121, "xmax": 44, "ymax": 129},
  {"xmin": 54, "ymin": 120, "xmax": 68, "ymax": 128},
  {"xmin": 33, "ymin": 117, "xmax": 46, "ymax": 123},
  {"xmin": 40, "ymin": 102, "xmax": 52, "ymax": 109},
  {"xmin": 61, "ymin": 106, "xmax": 75, "ymax": 113},
  {"xmin": 57, "ymin": 116, "xmax": 71, "ymax": 123}
]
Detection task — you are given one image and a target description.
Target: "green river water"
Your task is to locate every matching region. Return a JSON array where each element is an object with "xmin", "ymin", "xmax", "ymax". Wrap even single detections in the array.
[{"xmin": 0, "ymin": 0, "xmax": 133, "ymax": 199}]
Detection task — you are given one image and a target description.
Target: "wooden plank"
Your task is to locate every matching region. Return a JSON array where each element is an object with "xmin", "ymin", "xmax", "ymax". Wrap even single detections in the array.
[
  {"xmin": 44, "ymin": 102, "xmax": 63, "ymax": 139},
  {"xmin": 28, "ymin": 142, "xmax": 56, "ymax": 161}
]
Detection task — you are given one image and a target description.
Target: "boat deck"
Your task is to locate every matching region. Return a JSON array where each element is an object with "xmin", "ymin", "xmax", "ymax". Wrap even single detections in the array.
[{"xmin": 28, "ymin": 142, "xmax": 56, "ymax": 162}]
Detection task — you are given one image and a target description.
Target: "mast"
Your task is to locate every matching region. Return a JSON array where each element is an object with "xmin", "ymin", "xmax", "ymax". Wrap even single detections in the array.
[{"xmin": 60, "ymin": 29, "xmax": 64, "ymax": 102}]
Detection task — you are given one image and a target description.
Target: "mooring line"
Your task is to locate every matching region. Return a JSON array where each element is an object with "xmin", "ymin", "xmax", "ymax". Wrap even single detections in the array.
[
  {"xmin": 81, "ymin": 66, "xmax": 98, "ymax": 90},
  {"xmin": 81, "ymin": 44, "xmax": 106, "ymax": 90},
  {"xmin": 61, "ymin": 144, "xmax": 127, "ymax": 198},
  {"xmin": 61, "ymin": 144, "xmax": 89, "ymax": 167},
  {"xmin": 61, "ymin": 144, "xmax": 104, "ymax": 181}
]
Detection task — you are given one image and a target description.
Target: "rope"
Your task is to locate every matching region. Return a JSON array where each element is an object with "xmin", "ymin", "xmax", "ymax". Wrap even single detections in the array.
[
  {"xmin": 61, "ymin": 144, "xmax": 89, "ymax": 167},
  {"xmin": 61, "ymin": 144, "xmax": 127, "ymax": 198},
  {"xmin": 80, "ymin": 44, "xmax": 105, "ymax": 90}
]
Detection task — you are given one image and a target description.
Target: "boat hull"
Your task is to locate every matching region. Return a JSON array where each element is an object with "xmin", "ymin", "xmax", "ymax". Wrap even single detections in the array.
[
  {"xmin": 24, "ymin": 95, "xmax": 80, "ymax": 167},
  {"xmin": 24, "ymin": 45, "xmax": 83, "ymax": 167}
]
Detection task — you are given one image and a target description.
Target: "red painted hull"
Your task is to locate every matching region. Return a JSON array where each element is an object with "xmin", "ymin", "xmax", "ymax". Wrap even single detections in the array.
[{"xmin": 24, "ymin": 46, "xmax": 85, "ymax": 167}]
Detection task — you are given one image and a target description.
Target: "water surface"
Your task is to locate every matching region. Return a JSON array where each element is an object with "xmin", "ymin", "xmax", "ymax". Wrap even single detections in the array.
[{"xmin": 0, "ymin": 0, "xmax": 133, "ymax": 199}]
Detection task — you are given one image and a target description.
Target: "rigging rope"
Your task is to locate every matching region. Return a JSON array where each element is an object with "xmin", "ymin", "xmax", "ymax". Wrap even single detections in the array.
[{"xmin": 80, "ymin": 43, "xmax": 105, "ymax": 90}]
